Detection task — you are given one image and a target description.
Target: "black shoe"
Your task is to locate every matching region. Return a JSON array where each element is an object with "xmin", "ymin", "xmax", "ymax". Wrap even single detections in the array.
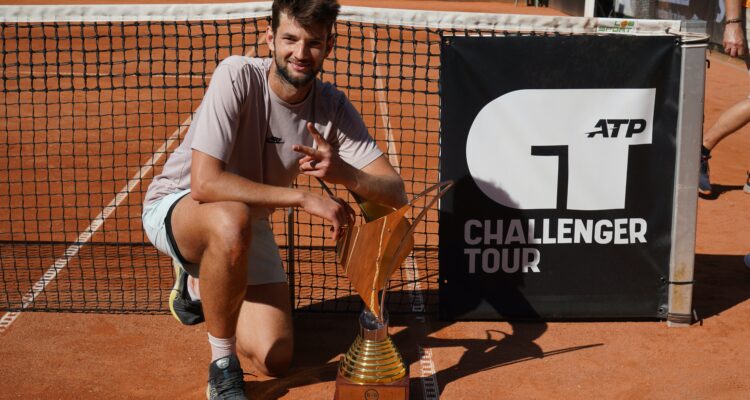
[
  {"xmin": 207, "ymin": 355, "xmax": 247, "ymax": 400},
  {"xmin": 168, "ymin": 260, "xmax": 204, "ymax": 325}
]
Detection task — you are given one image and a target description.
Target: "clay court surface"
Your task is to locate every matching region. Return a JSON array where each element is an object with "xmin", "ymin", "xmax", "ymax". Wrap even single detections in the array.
[{"xmin": 1, "ymin": 1, "xmax": 749, "ymax": 399}]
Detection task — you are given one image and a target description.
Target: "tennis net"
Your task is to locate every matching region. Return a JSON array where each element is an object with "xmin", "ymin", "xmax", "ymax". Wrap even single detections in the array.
[{"xmin": 0, "ymin": 2, "xmax": 681, "ymax": 315}]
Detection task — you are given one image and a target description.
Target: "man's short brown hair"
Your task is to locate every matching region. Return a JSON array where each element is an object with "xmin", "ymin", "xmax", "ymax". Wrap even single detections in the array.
[{"xmin": 271, "ymin": 0, "xmax": 340, "ymax": 34}]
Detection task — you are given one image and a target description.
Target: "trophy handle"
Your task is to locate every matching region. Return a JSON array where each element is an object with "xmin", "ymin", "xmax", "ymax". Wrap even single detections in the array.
[{"xmin": 376, "ymin": 180, "xmax": 455, "ymax": 320}]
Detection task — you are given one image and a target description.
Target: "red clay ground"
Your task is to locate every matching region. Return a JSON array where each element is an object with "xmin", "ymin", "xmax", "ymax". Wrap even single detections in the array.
[{"xmin": 1, "ymin": 2, "xmax": 750, "ymax": 400}]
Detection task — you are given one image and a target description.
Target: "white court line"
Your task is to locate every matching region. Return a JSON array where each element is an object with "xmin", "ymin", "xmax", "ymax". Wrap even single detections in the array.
[
  {"xmin": 404, "ymin": 255, "xmax": 440, "ymax": 400},
  {"xmin": 366, "ymin": 29, "xmax": 401, "ymax": 172},
  {"xmin": 418, "ymin": 346, "xmax": 440, "ymax": 400},
  {"xmin": 0, "ymin": 41, "xmax": 264, "ymax": 334}
]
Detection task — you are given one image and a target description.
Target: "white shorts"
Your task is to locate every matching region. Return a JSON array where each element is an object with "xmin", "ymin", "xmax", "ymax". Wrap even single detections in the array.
[{"xmin": 141, "ymin": 189, "xmax": 287, "ymax": 285}]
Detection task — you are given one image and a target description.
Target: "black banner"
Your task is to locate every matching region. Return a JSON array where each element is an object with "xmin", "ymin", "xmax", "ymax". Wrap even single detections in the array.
[{"xmin": 439, "ymin": 35, "xmax": 682, "ymax": 320}]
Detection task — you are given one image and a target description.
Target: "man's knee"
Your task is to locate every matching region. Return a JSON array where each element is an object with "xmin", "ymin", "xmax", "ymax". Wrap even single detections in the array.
[
  {"xmin": 206, "ymin": 202, "xmax": 254, "ymax": 262},
  {"xmin": 238, "ymin": 337, "xmax": 293, "ymax": 377}
]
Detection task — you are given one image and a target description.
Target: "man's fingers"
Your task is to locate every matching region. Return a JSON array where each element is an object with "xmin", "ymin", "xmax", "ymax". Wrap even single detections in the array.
[
  {"xmin": 307, "ymin": 122, "xmax": 328, "ymax": 147},
  {"xmin": 729, "ymin": 43, "xmax": 740, "ymax": 57},
  {"xmin": 331, "ymin": 196, "xmax": 355, "ymax": 222},
  {"xmin": 293, "ymin": 144, "xmax": 316, "ymax": 157},
  {"xmin": 332, "ymin": 216, "xmax": 349, "ymax": 241},
  {"xmin": 330, "ymin": 223, "xmax": 340, "ymax": 240},
  {"xmin": 297, "ymin": 155, "xmax": 323, "ymax": 174},
  {"xmin": 327, "ymin": 196, "xmax": 355, "ymax": 240},
  {"xmin": 295, "ymin": 123, "xmax": 330, "ymax": 168},
  {"xmin": 725, "ymin": 43, "xmax": 740, "ymax": 57}
]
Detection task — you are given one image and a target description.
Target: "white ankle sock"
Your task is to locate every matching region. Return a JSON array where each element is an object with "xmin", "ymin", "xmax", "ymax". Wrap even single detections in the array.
[
  {"xmin": 187, "ymin": 276, "xmax": 201, "ymax": 301},
  {"xmin": 208, "ymin": 333, "xmax": 236, "ymax": 362}
]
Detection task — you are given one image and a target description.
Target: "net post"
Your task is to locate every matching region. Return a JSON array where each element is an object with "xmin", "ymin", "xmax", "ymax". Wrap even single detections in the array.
[
  {"xmin": 286, "ymin": 206, "xmax": 296, "ymax": 311},
  {"xmin": 667, "ymin": 21, "xmax": 708, "ymax": 327}
]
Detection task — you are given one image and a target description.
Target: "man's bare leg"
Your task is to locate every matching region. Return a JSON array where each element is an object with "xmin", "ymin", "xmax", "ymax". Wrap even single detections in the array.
[
  {"xmin": 237, "ymin": 282, "xmax": 294, "ymax": 377},
  {"xmin": 171, "ymin": 195, "xmax": 253, "ymax": 340}
]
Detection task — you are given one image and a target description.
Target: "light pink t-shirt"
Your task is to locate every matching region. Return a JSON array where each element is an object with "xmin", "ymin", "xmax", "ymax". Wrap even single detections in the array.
[{"xmin": 144, "ymin": 56, "xmax": 382, "ymax": 215}]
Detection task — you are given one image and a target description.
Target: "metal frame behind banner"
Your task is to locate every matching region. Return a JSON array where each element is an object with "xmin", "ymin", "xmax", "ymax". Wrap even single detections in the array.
[{"xmin": 667, "ymin": 21, "xmax": 709, "ymax": 327}]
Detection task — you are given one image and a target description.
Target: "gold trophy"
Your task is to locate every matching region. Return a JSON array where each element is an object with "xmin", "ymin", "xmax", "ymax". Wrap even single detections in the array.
[{"xmin": 333, "ymin": 181, "xmax": 453, "ymax": 400}]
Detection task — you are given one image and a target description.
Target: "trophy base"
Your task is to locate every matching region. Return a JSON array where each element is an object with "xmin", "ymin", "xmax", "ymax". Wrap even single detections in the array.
[{"xmin": 333, "ymin": 372, "xmax": 409, "ymax": 400}]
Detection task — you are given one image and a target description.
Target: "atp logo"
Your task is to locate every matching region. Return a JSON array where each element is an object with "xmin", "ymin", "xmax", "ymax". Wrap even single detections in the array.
[
  {"xmin": 466, "ymin": 89, "xmax": 655, "ymax": 210},
  {"xmin": 585, "ymin": 119, "xmax": 647, "ymax": 138}
]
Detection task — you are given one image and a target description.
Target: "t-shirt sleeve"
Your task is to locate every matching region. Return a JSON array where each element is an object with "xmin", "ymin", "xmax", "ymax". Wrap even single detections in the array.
[
  {"xmin": 190, "ymin": 63, "xmax": 245, "ymax": 162},
  {"xmin": 335, "ymin": 97, "xmax": 383, "ymax": 170}
]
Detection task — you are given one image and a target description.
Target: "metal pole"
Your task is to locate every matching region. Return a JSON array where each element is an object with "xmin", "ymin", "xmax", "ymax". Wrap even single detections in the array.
[
  {"xmin": 287, "ymin": 205, "xmax": 296, "ymax": 311},
  {"xmin": 667, "ymin": 21, "xmax": 708, "ymax": 327}
]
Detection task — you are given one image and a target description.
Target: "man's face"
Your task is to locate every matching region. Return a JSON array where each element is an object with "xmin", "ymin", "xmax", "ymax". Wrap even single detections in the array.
[{"xmin": 268, "ymin": 12, "xmax": 333, "ymax": 88}]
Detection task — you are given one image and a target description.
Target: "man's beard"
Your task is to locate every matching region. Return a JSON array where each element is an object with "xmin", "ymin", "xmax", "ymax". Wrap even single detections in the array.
[{"xmin": 275, "ymin": 54, "xmax": 321, "ymax": 88}]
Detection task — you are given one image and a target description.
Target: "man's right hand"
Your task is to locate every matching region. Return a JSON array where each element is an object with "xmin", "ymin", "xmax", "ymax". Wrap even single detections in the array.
[
  {"xmin": 301, "ymin": 192, "xmax": 355, "ymax": 240},
  {"xmin": 724, "ymin": 22, "xmax": 746, "ymax": 57}
]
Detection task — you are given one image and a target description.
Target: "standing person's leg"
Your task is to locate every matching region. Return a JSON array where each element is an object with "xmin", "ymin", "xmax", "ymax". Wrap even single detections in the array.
[
  {"xmin": 700, "ymin": 9, "xmax": 750, "ymax": 196},
  {"xmin": 700, "ymin": 97, "xmax": 750, "ymax": 195},
  {"xmin": 702, "ymin": 99, "xmax": 750, "ymax": 151}
]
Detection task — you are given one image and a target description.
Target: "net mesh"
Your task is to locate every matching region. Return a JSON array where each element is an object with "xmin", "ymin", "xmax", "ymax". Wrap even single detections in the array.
[
  {"xmin": 0, "ymin": 12, "xmax": 448, "ymax": 314},
  {"xmin": 0, "ymin": 4, "xmax": 683, "ymax": 315},
  {"xmin": 1, "ymin": 18, "xmax": 268, "ymax": 312}
]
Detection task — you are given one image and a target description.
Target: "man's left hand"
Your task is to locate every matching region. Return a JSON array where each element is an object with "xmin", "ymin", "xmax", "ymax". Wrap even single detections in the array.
[{"xmin": 294, "ymin": 122, "xmax": 355, "ymax": 185}]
